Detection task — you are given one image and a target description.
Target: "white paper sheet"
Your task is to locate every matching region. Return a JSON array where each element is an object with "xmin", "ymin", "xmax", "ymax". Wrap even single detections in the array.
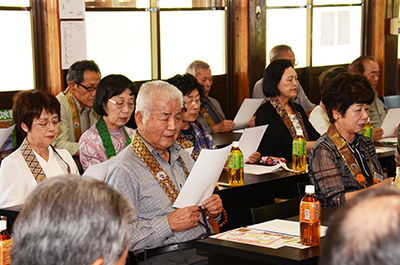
[
  {"xmin": 232, "ymin": 99, "xmax": 264, "ymax": 130},
  {"xmin": 173, "ymin": 145, "xmax": 232, "ymax": 208},
  {"xmin": 381, "ymin": 108, "xmax": 400, "ymax": 138},
  {"xmin": 185, "ymin": 147, "xmax": 194, "ymax": 155},
  {"xmin": 244, "ymin": 164, "xmax": 281, "ymax": 175},
  {"xmin": 248, "ymin": 219, "xmax": 328, "ymax": 237},
  {"xmin": 379, "ymin": 137, "xmax": 397, "ymax": 144},
  {"xmin": 82, "ymin": 158, "xmax": 113, "ymax": 182},
  {"xmin": 0, "ymin": 124, "xmax": 15, "ymax": 149},
  {"xmin": 239, "ymin": 125, "xmax": 268, "ymax": 162}
]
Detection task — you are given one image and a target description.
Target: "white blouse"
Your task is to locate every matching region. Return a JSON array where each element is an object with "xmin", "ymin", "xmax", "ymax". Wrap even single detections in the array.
[{"xmin": 0, "ymin": 146, "xmax": 79, "ymax": 208}]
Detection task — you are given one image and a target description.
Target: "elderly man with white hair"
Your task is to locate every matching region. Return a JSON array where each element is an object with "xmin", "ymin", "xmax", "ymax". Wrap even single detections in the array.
[{"xmin": 106, "ymin": 80, "xmax": 224, "ymax": 264}]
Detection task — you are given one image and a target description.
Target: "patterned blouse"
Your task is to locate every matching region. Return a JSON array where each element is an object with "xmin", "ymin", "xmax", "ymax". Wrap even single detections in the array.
[
  {"xmin": 78, "ymin": 124, "xmax": 135, "ymax": 171},
  {"xmin": 180, "ymin": 121, "xmax": 217, "ymax": 160}
]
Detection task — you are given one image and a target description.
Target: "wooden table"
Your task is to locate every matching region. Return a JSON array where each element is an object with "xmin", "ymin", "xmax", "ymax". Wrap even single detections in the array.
[{"xmin": 197, "ymin": 207, "xmax": 338, "ymax": 265}]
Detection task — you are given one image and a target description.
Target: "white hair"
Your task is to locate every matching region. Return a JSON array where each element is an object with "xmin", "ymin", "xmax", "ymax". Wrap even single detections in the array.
[
  {"xmin": 185, "ymin": 60, "xmax": 211, "ymax": 76},
  {"xmin": 135, "ymin": 80, "xmax": 183, "ymax": 121}
]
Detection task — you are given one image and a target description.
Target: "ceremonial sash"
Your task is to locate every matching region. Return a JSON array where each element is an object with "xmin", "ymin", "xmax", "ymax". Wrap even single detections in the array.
[
  {"xmin": 131, "ymin": 130, "xmax": 189, "ymax": 204},
  {"xmin": 268, "ymin": 96, "xmax": 309, "ymax": 140},
  {"xmin": 326, "ymin": 124, "xmax": 378, "ymax": 187},
  {"xmin": 64, "ymin": 88, "xmax": 82, "ymax": 141},
  {"xmin": 20, "ymin": 138, "xmax": 71, "ymax": 183},
  {"xmin": 177, "ymin": 131, "xmax": 199, "ymax": 161},
  {"xmin": 96, "ymin": 116, "xmax": 131, "ymax": 159},
  {"xmin": 199, "ymin": 98, "xmax": 225, "ymax": 128}
]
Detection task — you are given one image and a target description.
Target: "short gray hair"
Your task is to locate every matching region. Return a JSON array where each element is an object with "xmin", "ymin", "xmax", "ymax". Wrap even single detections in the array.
[
  {"xmin": 135, "ymin": 80, "xmax": 183, "ymax": 121},
  {"xmin": 269, "ymin": 44, "xmax": 293, "ymax": 62},
  {"xmin": 185, "ymin": 60, "xmax": 211, "ymax": 76},
  {"xmin": 11, "ymin": 176, "xmax": 134, "ymax": 265}
]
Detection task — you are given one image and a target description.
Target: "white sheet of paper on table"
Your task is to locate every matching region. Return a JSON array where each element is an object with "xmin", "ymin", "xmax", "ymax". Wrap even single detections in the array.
[
  {"xmin": 248, "ymin": 219, "xmax": 328, "ymax": 237},
  {"xmin": 173, "ymin": 144, "xmax": 232, "ymax": 208},
  {"xmin": 244, "ymin": 164, "xmax": 281, "ymax": 175}
]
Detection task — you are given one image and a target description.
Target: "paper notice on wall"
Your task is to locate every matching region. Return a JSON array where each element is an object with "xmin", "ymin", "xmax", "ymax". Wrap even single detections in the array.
[
  {"xmin": 337, "ymin": 11, "xmax": 350, "ymax": 45},
  {"xmin": 59, "ymin": 0, "xmax": 85, "ymax": 19},
  {"xmin": 320, "ymin": 12, "xmax": 335, "ymax": 46},
  {"xmin": 61, "ymin": 21, "xmax": 87, "ymax": 69}
]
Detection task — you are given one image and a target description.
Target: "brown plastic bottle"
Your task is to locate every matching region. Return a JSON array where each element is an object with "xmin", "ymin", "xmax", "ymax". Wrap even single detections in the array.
[
  {"xmin": 0, "ymin": 220, "xmax": 11, "ymax": 265},
  {"xmin": 299, "ymin": 185, "xmax": 321, "ymax": 247}
]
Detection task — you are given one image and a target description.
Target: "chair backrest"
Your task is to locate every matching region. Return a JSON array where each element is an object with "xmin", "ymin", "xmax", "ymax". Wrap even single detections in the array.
[
  {"xmin": 383, "ymin": 95, "xmax": 400, "ymax": 110},
  {"xmin": 250, "ymin": 197, "xmax": 300, "ymax": 224}
]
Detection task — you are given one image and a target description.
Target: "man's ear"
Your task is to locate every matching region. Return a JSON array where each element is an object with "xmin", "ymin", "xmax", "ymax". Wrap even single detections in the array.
[
  {"xmin": 68, "ymin": 81, "xmax": 78, "ymax": 93},
  {"xmin": 135, "ymin": 111, "xmax": 144, "ymax": 131},
  {"xmin": 21, "ymin": 122, "xmax": 29, "ymax": 133},
  {"xmin": 332, "ymin": 109, "xmax": 340, "ymax": 120},
  {"xmin": 91, "ymin": 258, "xmax": 104, "ymax": 265}
]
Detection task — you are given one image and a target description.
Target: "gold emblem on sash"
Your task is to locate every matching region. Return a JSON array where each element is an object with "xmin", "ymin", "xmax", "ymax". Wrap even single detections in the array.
[{"xmin": 64, "ymin": 88, "xmax": 82, "ymax": 141}]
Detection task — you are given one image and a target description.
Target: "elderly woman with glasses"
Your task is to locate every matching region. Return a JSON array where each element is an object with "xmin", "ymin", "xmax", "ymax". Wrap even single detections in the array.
[
  {"xmin": 167, "ymin": 74, "xmax": 260, "ymax": 163},
  {"xmin": 79, "ymin": 74, "xmax": 138, "ymax": 171},
  {"xmin": 0, "ymin": 90, "xmax": 79, "ymax": 208}
]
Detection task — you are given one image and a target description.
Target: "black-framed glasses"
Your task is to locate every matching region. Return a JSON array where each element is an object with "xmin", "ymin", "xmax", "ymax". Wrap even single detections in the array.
[{"xmin": 76, "ymin": 82, "xmax": 97, "ymax": 92}]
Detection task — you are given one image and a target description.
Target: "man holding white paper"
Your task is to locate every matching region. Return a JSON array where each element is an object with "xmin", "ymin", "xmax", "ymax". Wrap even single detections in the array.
[{"xmin": 105, "ymin": 81, "xmax": 223, "ymax": 264}]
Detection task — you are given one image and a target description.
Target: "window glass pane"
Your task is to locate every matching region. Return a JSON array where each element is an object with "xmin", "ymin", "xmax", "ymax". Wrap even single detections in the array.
[
  {"xmin": 266, "ymin": 0, "xmax": 307, "ymax": 7},
  {"xmin": 314, "ymin": 0, "xmax": 362, "ymax": 5},
  {"xmin": 85, "ymin": 0, "xmax": 149, "ymax": 8},
  {"xmin": 266, "ymin": 8, "xmax": 307, "ymax": 68},
  {"xmin": 312, "ymin": 6, "xmax": 362, "ymax": 66},
  {"xmin": 0, "ymin": 0, "xmax": 29, "ymax": 6},
  {"xmin": 0, "ymin": 10, "xmax": 34, "ymax": 91},
  {"xmin": 160, "ymin": 0, "xmax": 192, "ymax": 8},
  {"xmin": 160, "ymin": 10, "xmax": 226, "ymax": 79},
  {"xmin": 86, "ymin": 11, "xmax": 152, "ymax": 81}
]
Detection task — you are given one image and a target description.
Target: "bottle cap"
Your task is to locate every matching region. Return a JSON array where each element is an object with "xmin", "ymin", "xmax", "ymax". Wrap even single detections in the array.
[
  {"xmin": 0, "ymin": 220, "xmax": 6, "ymax": 231},
  {"xmin": 305, "ymin": 185, "xmax": 315, "ymax": 194},
  {"xmin": 232, "ymin": 141, "xmax": 239, "ymax": 147},
  {"xmin": 297, "ymin": 129, "xmax": 303, "ymax": 136}
]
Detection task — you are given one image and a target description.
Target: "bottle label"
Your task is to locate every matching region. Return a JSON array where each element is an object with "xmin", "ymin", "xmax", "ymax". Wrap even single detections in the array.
[
  {"xmin": 293, "ymin": 140, "xmax": 306, "ymax": 156},
  {"xmin": 228, "ymin": 152, "xmax": 244, "ymax": 170},
  {"xmin": 300, "ymin": 201, "xmax": 320, "ymax": 223},
  {"xmin": 0, "ymin": 239, "xmax": 12, "ymax": 265}
]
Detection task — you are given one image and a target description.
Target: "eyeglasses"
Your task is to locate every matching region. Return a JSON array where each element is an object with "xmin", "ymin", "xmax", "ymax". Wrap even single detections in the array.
[
  {"xmin": 108, "ymin": 99, "xmax": 135, "ymax": 109},
  {"xmin": 183, "ymin": 99, "xmax": 201, "ymax": 107},
  {"xmin": 76, "ymin": 82, "xmax": 97, "ymax": 93},
  {"xmin": 33, "ymin": 119, "xmax": 60, "ymax": 129}
]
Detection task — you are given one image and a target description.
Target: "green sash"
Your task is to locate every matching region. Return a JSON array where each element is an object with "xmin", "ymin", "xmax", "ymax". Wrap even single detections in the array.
[{"xmin": 96, "ymin": 116, "xmax": 131, "ymax": 159}]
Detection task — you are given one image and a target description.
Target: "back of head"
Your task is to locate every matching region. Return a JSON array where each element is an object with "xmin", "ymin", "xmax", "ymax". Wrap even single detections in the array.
[
  {"xmin": 322, "ymin": 72, "xmax": 374, "ymax": 123},
  {"xmin": 320, "ymin": 187, "xmax": 400, "ymax": 265},
  {"xmin": 94, "ymin": 74, "xmax": 138, "ymax": 116},
  {"xmin": 348, "ymin": 55, "xmax": 376, "ymax": 75},
  {"xmin": 11, "ymin": 176, "xmax": 134, "ymax": 265},
  {"xmin": 185, "ymin": 60, "xmax": 210, "ymax": 76},
  {"xmin": 66, "ymin": 60, "xmax": 101, "ymax": 83},
  {"xmin": 263, "ymin": 59, "xmax": 294, "ymax": 98},
  {"xmin": 166, "ymin": 74, "xmax": 205, "ymax": 99},
  {"xmin": 135, "ymin": 80, "xmax": 183, "ymax": 121},
  {"xmin": 269, "ymin": 44, "xmax": 293, "ymax": 62}
]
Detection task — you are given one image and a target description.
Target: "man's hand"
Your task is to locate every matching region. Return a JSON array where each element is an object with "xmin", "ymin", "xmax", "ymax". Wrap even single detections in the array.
[
  {"xmin": 373, "ymin": 127, "xmax": 384, "ymax": 142},
  {"xmin": 246, "ymin": 116, "xmax": 256, "ymax": 128},
  {"xmin": 201, "ymin": 194, "xmax": 223, "ymax": 218},
  {"xmin": 212, "ymin": 120, "xmax": 235, "ymax": 133},
  {"xmin": 168, "ymin": 206, "xmax": 200, "ymax": 232}
]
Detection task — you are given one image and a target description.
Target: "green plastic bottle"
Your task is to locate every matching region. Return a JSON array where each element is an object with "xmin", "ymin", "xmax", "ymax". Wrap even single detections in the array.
[
  {"xmin": 360, "ymin": 117, "xmax": 373, "ymax": 140},
  {"xmin": 228, "ymin": 141, "xmax": 244, "ymax": 186},
  {"xmin": 292, "ymin": 129, "xmax": 307, "ymax": 172}
]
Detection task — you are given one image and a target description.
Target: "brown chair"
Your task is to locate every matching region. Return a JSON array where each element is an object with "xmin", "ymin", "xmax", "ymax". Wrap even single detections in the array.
[{"xmin": 250, "ymin": 197, "xmax": 300, "ymax": 224}]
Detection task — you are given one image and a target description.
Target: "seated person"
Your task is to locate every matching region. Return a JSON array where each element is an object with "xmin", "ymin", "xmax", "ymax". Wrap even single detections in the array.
[
  {"xmin": 79, "ymin": 74, "xmax": 138, "ymax": 171},
  {"xmin": 255, "ymin": 59, "xmax": 320, "ymax": 162},
  {"xmin": 186, "ymin": 60, "xmax": 235, "ymax": 134},
  {"xmin": 309, "ymin": 67, "xmax": 348, "ymax": 135},
  {"xmin": 55, "ymin": 60, "xmax": 101, "ymax": 156},
  {"xmin": 106, "ymin": 80, "xmax": 224, "ymax": 264},
  {"xmin": 11, "ymin": 176, "xmax": 134, "ymax": 265},
  {"xmin": 167, "ymin": 74, "xmax": 260, "ymax": 163},
  {"xmin": 348, "ymin": 56, "xmax": 385, "ymax": 140},
  {"xmin": 253, "ymin": 44, "xmax": 315, "ymax": 115},
  {"xmin": 0, "ymin": 91, "xmax": 79, "ymax": 208},
  {"xmin": 320, "ymin": 187, "xmax": 400, "ymax": 265},
  {"xmin": 308, "ymin": 72, "xmax": 393, "ymax": 209}
]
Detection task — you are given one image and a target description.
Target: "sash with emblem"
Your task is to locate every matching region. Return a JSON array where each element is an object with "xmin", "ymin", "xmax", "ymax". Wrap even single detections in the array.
[
  {"xmin": 64, "ymin": 88, "xmax": 82, "ymax": 141},
  {"xmin": 199, "ymin": 98, "xmax": 225, "ymax": 128},
  {"xmin": 326, "ymin": 124, "xmax": 380, "ymax": 187}
]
